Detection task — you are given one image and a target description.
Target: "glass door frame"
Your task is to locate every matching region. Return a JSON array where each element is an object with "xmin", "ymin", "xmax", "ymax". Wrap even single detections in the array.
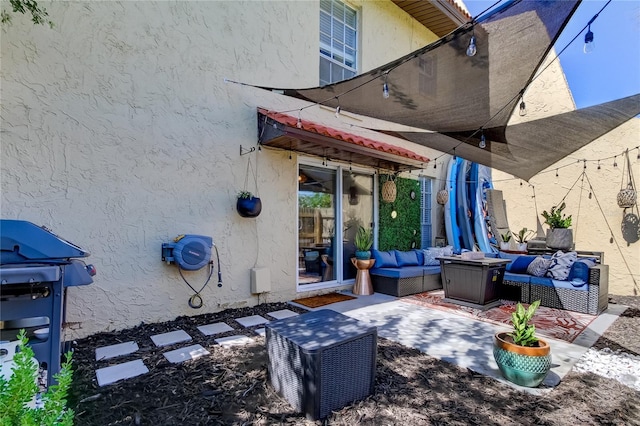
[{"xmin": 296, "ymin": 157, "xmax": 377, "ymax": 292}]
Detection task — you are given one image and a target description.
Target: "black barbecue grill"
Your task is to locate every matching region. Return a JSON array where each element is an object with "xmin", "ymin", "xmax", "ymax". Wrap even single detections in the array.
[{"xmin": 0, "ymin": 219, "xmax": 95, "ymax": 386}]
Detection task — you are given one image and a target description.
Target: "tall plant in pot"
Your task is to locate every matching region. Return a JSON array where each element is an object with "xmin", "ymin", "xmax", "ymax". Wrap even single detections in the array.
[
  {"xmin": 541, "ymin": 202, "xmax": 572, "ymax": 249},
  {"xmin": 493, "ymin": 300, "xmax": 551, "ymax": 387},
  {"xmin": 354, "ymin": 226, "xmax": 373, "ymax": 260}
]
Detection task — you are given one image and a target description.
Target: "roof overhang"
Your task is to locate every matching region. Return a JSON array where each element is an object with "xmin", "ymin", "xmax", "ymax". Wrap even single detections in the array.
[
  {"xmin": 391, "ymin": 0, "xmax": 470, "ymax": 37},
  {"xmin": 257, "ymin": 108, "xmax": 429, "ymax": 172}
]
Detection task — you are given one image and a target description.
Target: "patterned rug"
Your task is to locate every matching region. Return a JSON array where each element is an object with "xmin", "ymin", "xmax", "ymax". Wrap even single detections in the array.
[{"xmin": 401, "ymin": 290, "xmax": 597, "ymax": 343}]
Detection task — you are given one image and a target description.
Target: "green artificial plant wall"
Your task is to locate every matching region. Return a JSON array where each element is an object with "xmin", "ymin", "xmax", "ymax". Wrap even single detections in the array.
[{"xmin": 378, "ymin": 175, "xmax": 421, "ymax": 251}]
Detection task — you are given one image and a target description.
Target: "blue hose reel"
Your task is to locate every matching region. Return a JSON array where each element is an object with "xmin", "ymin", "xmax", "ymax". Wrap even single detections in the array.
[{"xmin": 162, "ymin": 234, "xmax": 222, "ymax": 308}]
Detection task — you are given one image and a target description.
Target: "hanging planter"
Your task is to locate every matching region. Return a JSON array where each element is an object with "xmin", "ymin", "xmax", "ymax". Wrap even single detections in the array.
[
  {"xmin": 436, "ymin": 189, "xmax": 449, "ymax": 205},
  {"xmin": 617, "ymin": 150, "xmax": 637, "ymax": 208},
  {"xmin": 381, "ymin": 175, "xmax": 397, "ymax": 203},
  {"xmin": 237, "ymin": 191, "xmax": 262, "ymax": 218}
]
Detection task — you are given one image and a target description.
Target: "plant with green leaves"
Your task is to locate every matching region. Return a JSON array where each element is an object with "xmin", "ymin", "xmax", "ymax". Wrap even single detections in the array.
[
  {"xmin": 512, "ymin": 227, "xmax": 535, "ymax": 244},
  {"xmin": 1, "ymin": 0, "xmax": 54, "ymax": 27},
  {"xmin": 237, "ymin": 191, "xmax": 254, "ymax": 199},
  {"xmin": 0, "ymin": 330, "xmax": 74, "ymax": 425},
  {"xmin": 509, "ymin": 300, "xmax": 541, "ymax": 347},
  {"xmin": 354, "ymin": 226, "xmax": 373, "ymax": 252},
  {"xmin": 500, "ymin": 232, "xmax": 512, "ymax": 243},
  {"xmin": 541, "ymin": 202, "xmax": 572, "ymax": 229}
]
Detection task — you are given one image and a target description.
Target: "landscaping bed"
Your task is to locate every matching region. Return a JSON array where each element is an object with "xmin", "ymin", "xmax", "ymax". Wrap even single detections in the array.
[{"xmin": 68, "ymin": 296, "xmax": 640, "ymax": 425}]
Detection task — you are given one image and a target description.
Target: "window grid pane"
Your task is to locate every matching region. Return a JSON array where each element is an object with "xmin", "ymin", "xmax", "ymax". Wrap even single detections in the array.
[
  {"xmin": 420, "ymin": 177, "xmax": 433, "ymax": 248},
  {"xmin": 319, "ymin": 0, "xmax": 357, "ymax": 84}
]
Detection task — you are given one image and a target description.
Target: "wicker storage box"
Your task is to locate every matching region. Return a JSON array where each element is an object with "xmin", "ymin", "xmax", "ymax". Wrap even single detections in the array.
[{"xmin": 265, "ymin": 310, "xmax": 377, "ymax": 420}]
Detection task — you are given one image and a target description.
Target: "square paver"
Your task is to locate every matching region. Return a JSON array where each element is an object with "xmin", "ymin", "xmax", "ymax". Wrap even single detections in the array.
[
  {"xmin": 197, "ymin": 322, "xmax": 234, "ymax": 336},
  {"xmin": 268, "ymin": 309, "xmax": 299, "ymax": 320},
  {"xmin": 254, "ymin": 328, "xmax": 266, "ymax": 337},
  {"xmin": 236, "ymin": 315, "xmax": 269, "ymax": 328},
  {"xmin": 96, "ymin": 359, "xmax": 149, "ymax": 387},
  {"xmin": 95, "ymin": 341, "xmax": 139, "ymax": 361},
  {"xmin": 150, "ymin": 330, "xmax": 192, "ymax": 347},
  {"xmin": 163, "ymin": 344, "xmax": 210, "ymax": 364},
  {"xmin": 215, "ymin": 335, "xmax": 254, "ymax": 347}
]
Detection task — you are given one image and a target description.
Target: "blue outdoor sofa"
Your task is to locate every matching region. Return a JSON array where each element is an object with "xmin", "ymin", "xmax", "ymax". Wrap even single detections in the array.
[{"xmin": 369, "ymin": 248, "xmax": 444, "ymax": 297}]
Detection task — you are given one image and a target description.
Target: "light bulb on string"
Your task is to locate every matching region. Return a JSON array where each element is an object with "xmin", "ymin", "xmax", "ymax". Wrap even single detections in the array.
[
  {"xmin": 382, "ymin": 73, "xmax": 390, "ymax": 99},
  {"xmin": 479, "ymin": 131, "xmax": 486, "ymax": 149},
  {"xmin": 610, "ymin": 234, "xmax": 614, "ymax": 244},
  {"xmin": 296, "ymin": 110, "xmax": 302, "ymax": 128},
  {"xmin": 556, "ymin": 169, "xmax": 559, "ymax": 177},
  {"xmin": 597, "ymin": 160, "xmax": 601, "ymax": 170},
  {"xmin": 614, "ymin": 156, "xmax": 618, "ymax": 167},
  {"xmin": 583, "ymin": 24, "xmax": 595, "ymax": 53},
  {"xmin": 335, "ymin": 105, "xmax": 341, "ymax": 118},
  {"xmin": 466, "ymin": 31, "xmax": 477, "ymax": 57},
  {"xmin": 637, "ymin": 148, "xmax": 639, "ymax": 160},
  {"xmin": 434, "ymin": 162, "xmax": 437, "ymax": 169},
  {"xmin": 589, "ymin": 192, "xmax": 592, "ymax": 199},
  {"xmin": 519, "ymin": 99, "xmax": 527, "ymax": 116}
]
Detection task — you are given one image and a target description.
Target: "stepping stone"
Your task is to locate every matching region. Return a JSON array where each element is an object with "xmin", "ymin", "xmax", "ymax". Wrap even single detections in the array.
[
  {"xmin": 95, "ymin": 341, "xmax": 139, "ymax": 361},
  {"xmin": 215, "ymin": 335, "xmax": 253, "ymax": 347},
  {"xmin": 268, "ymin": 309, "xmax": 299, "ymax": 320},
  {"xmin": 163, "ymin": 344, "xmax": 210, "ymax": 364},
  {"xmin": 197, "ymin": 322, "xmax": 234, "ymax": 336},
  {"xmin": 235, "ymin": 315, "xmax": 269, "ymax": 328},
  {"xmin": 254, "ymin": 328, "xmax": 266, "ymax": 337},
  {"xmin": 150, "ymin": 330, "xmax": 191, "ymax": 347},
  {"xmin": 96, "ymin": 359, "xmax": 149, "ymax": 387}
]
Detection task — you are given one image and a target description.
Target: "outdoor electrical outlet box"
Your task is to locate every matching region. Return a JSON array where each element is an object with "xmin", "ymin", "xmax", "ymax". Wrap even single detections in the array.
[{"xmin": 250, "ymin": 267, "xmax": 270, "ymax": 293}]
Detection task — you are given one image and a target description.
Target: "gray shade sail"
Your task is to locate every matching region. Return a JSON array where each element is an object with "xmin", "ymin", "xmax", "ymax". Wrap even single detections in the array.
[{"xmin": 259, "ymin": 0, "xmax": 639, "ymax": 180}]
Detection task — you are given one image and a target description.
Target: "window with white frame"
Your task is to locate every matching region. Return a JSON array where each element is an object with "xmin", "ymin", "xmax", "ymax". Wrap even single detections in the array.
[
  {"xmin": 320, "ymin": 0, "xmax": 357, "ymax": 85},
  {"xmin": 420, "ymin": 176, "xmax": 433, "ymax": 248}
]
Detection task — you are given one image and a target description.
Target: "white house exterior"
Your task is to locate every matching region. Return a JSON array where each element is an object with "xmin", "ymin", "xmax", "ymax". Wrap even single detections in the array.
[{"xmin": 2, "ymin": 0, "xmax": 636, "ymax": 340}]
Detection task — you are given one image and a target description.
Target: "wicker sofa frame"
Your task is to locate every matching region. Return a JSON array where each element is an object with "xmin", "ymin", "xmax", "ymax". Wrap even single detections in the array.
[
  {"xmin": 371, "ymin": 271, "xmax": 441, "ymax": 297},
  {"xmin": 502, "ymin": 251, "xmax": 609, "ymax": 315}
]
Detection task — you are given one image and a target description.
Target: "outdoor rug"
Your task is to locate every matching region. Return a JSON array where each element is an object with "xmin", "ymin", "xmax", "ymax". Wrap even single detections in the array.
[
  {"xmin": 291, "ymin": 292, "xmax": 357, "ymax": 308},
  {"xmin": 401, "ymin": 290, "xmax": 597, "ymax": 343}
]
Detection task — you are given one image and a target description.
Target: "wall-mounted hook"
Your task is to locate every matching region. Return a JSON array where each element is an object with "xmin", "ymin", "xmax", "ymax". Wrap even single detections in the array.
[{"xmin": 240, "ymin": 145, "xmax": 257, "ymax": 156}]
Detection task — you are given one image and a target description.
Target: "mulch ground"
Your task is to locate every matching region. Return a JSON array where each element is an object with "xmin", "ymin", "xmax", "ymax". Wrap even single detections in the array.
[{"xmin": 67, "ymin": 295, "xmax": 640, "ymax": 426}]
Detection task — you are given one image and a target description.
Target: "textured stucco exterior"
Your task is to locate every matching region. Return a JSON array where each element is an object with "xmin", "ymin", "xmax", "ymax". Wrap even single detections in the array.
[{"xmin": 1, "ymin": 1, "xmax": 443, "ymax": 338}]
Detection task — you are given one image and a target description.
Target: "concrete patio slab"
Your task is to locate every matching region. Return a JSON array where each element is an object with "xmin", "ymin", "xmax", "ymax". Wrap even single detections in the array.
[
  {"xmin": 267, "ymin": 309, "xmax": 299, "ymax": 320},
  {"xmin": 95, "ymin": 341, "xmax": 139, "ymax": 361},
  {"xmin": 197, "ymin": 322, "xmax": 234, "ymax": 336},
  {"xmin": 163, "ymin": 344, "xmax": 210, "ymax": 364},
  {"xmin": 215, "ymin": 335, "xmax": 254, "ymax": 347},
  {"xmin": 150, "ymin": 330, "xmax": 192, "ymax": 347},
  {"xmin": 96, "ymin": 359, "xmax": 149, "ymax": 386},
  {"xmin": 310, "ymin": 291, "xmax": 625, "ymax": 395},
  {"xmin": 254, "ymin": 328, "xmax": 266, "ymax": 337},
  {"xmin": 235, "ymin": 315, "xmax": 269, "ymax": 328}
]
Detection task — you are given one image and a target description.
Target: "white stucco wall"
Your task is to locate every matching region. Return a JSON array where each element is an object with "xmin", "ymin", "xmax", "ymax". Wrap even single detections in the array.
[{"xmin": 1, "ymin": 1, "xmax": 442, "ymax": 338}]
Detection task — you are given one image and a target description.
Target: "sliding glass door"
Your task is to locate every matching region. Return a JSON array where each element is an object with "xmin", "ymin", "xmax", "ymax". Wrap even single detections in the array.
[{"xmin": 297, "ymin": 162, "xmax": 373, "ymax": 288}]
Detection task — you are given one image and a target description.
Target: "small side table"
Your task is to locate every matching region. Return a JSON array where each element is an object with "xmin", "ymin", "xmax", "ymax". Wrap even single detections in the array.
[{"xmin": 351, "ymin": 258, "xmax": 375, "ymax": 295}]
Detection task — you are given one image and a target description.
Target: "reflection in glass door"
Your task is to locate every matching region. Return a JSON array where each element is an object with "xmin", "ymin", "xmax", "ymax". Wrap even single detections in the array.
[{"xmin": 297, "ymin": 163, "xmax": 374, "ymax": 287}]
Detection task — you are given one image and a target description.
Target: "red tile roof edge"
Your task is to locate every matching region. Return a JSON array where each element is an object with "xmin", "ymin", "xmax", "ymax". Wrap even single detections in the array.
[{"xmin": 258, "ymin": 108, "xmax": 430, "ymax": 164}]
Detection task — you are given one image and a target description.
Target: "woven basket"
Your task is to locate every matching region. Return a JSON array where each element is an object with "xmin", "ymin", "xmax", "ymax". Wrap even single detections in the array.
[
  {"xmin": 617, "ymin": 186, "xmax": 637, "ymax": 208},
  {"xmin": 381, "ymin": 180, "xmax": 397, "ymax": 203},
  {"xmin": 436, "ymin": 189, "xmax": 449, "ymax": 205}
]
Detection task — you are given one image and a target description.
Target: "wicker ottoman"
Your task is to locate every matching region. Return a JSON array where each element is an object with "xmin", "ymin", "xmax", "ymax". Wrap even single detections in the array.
[{"xmin": 265, "ymin": 309, "xmax": 377, "ymax": 420}]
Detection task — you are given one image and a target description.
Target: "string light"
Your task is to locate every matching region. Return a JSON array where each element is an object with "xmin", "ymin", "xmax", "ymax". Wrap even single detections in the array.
[
  {"xmin": 597, "ymin": 160, "xmax": 601, "ymax": 170},
  {"xmin": 614, "ymin": 156, "xmax": 618, "ymax": 167},
  {"xmin": 382, "ymin": 73, "xmax": 390, "ymax": 99},
  {"xmin": 335, "ymin": 105, "xmax": 341, "ymax": 118},
  {"xmin": 519, "ymin": 99, "xmax": 527, "ymax": 116},
  {"xmin": 466, "ymin": 29, "xmax": 477, "ymax": 57},
  {"xmin": 556, "ymin": 169, "xmax": 559, "ymax": 177},
  {"xmin": 433, "ymin": 162, "xmax": 437, "ymax": 169},
  {"xmin": 296, "ymin": 110, "xmax": 302, "ymax": 128},
  {"xmin": 479, "ymin": 131, "xmax": 486, "ymax": 149},
  {"xmin": 583, "ymin": 23, "xmax": 595, "ymax": 53}
]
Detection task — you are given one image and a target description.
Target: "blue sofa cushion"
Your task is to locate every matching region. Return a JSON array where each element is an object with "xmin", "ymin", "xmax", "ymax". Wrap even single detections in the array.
[
  {"xmin": 422, "ymin": 266, "xmax": 441, "ymax": 275},
  {"xmin": 372, "ymin": 249, "xmax": 398, "ymax": 268},
  {"xmin": 504, "ymin": 272, "xmax": 530, "ymax": 283},
  {"xmin": 529, "ymin": 276, "xmax": 590, "ymax": 291},
  {"xmin": 370, "ymin": 266, "xmax": 425, "ymax": 279},
  {"xmin": 567, "ymin": 259, "xmax": 596, "ymax": 284},
  {"xmin": 413, "ymin": 249, "xmax": 425, "ymax": 265},
  {"xmin": 394, "ymin": 250, "xmax": 420, "ymax": 267},
  {"xmin": 505, "ymin": 255, "xmax": 537, "ymax": 273}
]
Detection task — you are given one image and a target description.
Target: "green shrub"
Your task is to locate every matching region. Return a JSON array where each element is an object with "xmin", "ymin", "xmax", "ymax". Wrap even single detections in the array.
[
  {"xmin": 0, "ymin": 330, "xmax": 74, "ymax": 426},
  {"xmin": 509, "ymin": 301, "xmax": 541, "ymax": 347}
]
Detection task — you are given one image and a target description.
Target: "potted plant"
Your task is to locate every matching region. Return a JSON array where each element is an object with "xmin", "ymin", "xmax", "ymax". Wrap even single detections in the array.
[
  {"xmin": 499, "ymin": 231, "xmax": 512, "ymax": 251},
  {"xmin": 236, "ymin": 191, "xmax": 262, "ymax": 218},
  {"xmin": 493, "ymin": 300, "xmax": 551, "ymax": 387},
  {"xmin": 512, "ymin": 227, "xmax": 534, "ymax": 252},
  {"xmin": 354, "ymin": 226, "xmax": 373, "ymax": 260},
  {"xmin": 541, "ymin": 202, "xmax": 572, "ymax": 249}
]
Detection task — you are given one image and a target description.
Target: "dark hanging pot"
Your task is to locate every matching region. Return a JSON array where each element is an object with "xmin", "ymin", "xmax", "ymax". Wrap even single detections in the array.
[{"xmin": 237, "ymin": 196, "xmax": 262, "ymax": 218}]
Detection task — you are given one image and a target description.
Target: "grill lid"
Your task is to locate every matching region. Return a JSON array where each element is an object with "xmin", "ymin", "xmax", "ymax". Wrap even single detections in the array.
[{"xmin": 0, "ymin": 220, "xmax": 90, "ymax": 263}]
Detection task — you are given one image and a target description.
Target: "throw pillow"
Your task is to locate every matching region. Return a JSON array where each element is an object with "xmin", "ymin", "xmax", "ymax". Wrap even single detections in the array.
[
  {"xmin": 423, "ymin": 246, "xmax": 454, "ymax": 266},
  {"xmin": 546, "ymin": 251, "xmax": 578, "ymax": 280},
  {"xmin": 506, "ymin": 255, "xmax": 537, "ymax": 274},
  {"xmin": 527, "ymin": 256, "xmax": 551, "ymax": 277},
  {"xmin": 372, "ymin": 249, "xmax": 398, "ymax": 268},
  {"xmin": 567, "ymin": 258, "xmax": 596, "ymax": 283},
  {"xmin": 394, "ymin": 250, "xmax": 420, "ymax": 267}
]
